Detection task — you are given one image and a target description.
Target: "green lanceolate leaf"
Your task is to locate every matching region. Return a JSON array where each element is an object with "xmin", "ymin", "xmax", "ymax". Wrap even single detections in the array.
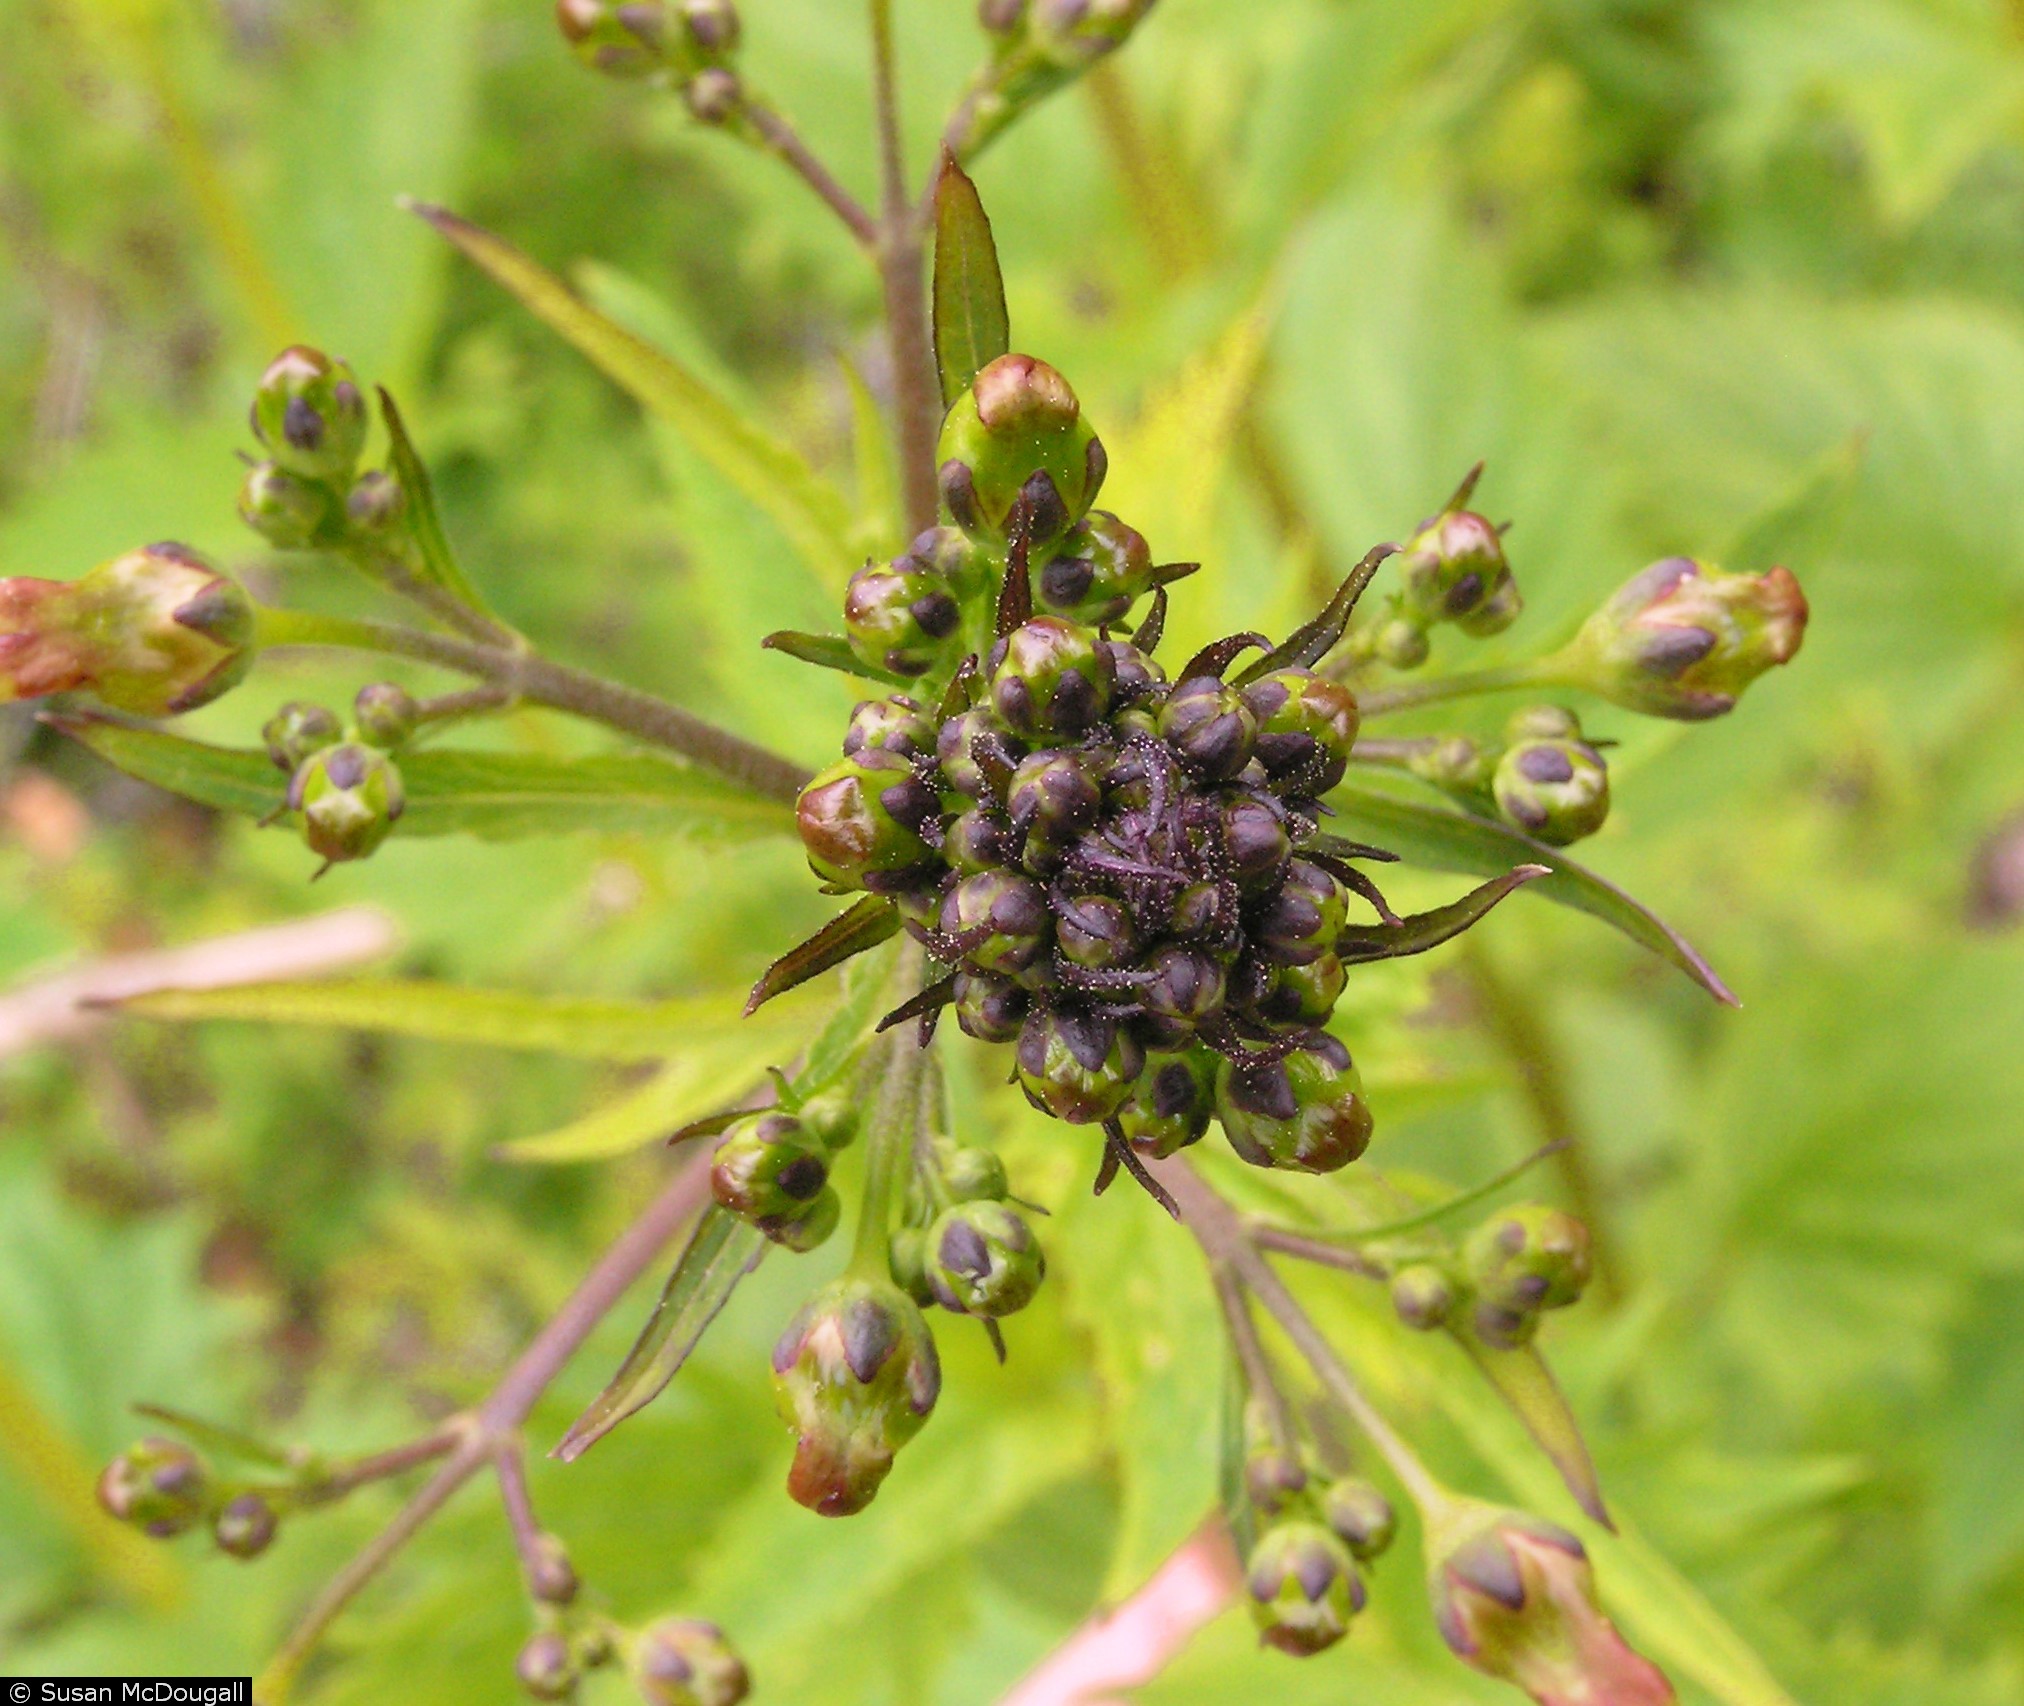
[
  {"xmin": 112, "ymin": 980, "xmax": 769, "ymax": 1062},
  {"xmin": 553, "ymin": 1206, "xmax": 768, "ymax": 1462},
  {"xmin": 51, "ymin": 717, "xmax": 794, "ymax": 842},
  {"xmin": 931, "ymin": 151, "xmax": 1010, "ymax": 408},
  {"xmin": 406, "ymin": 200, "xmax": 855, "ymax": 591},
  {"xmin": 1231, "ymin": 542, "xmax": 1395, "ymax": 686},
  {"xmin": 761, "ymin": 629, "xmax": 914, "ymax": 688},
  {"xmin": 1331, "ymin": 780, "xmax": 1739, "ymax": 1004},
  {"xmin": 375, "ymin": 386, "xmax": 497, "ymax": 618},
  {"xmin": 1334, "ymin": 865, "xmax": 1548, "ymax": 964},
  {"xmin": 1453, "ymin": 1339, "xmax": 1611, "ymax": 1528},
  {"xmin": 745, "ymin": 897, "xmax": 902, "ymax": 1015}
]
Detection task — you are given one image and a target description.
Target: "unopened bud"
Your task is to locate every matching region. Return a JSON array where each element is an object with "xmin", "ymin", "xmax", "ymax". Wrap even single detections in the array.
[
  {"xmin": 1015, "ymin": 1005, "xmax": 1143, "ymax": 1124},
  {"xmin": 1374, "ymin": 615, "xmax": 1430, "ymax": 670},
  {"xmin": 517, "ymin": 1630, "xmax": 579, "ymax": 1701},
  {"xmin": 1566, "ymin": 556, "xmax": 1807, "ymax": 721},
  {"xmin": 632, "ymin": 1617, "xmax": 751, "ymax": 1706},
  {"xmin": 1492, "ymin": 707, "xmax": 1608, "ymax": 846},
  {"xmin": 1243, "ymin": 669, "xmax": 1359, "ymax": 795},
  {"xmin": 1034, "ymin": 510, "xmax": 1154, "ymax": 624},
  {"xmin": 683, "ymin": 66, "xmax": 742, "ymax": 124},
  {"xmin": 938, "ymin": 354, "xmax": 1105, "ymax": 547},
  {"xmin": 1116, "ymin": 1047, "xmax": 1216, "ymax": 1158},
  {"xmin": 841, "ymin": 694, "xmax": 935, "ymax": 762},
  {"xmin": 97, "ymin": 1437, "xmax": 210, "ymax": 1538},
  {"xmin": 679, "ymin": 0, "xmax": 740, "ymax": 57},
  {"xmin": 1246, "ymin": 1520, "xmax": 1363, "ymax": 1657},
  {"xmin": 1322, "ymin": 1477, "xmax": 1395, "ymax": 1561},
  {"xmin": 1158, "ymin": 676, "xmax": 1258, "ymax": 781},
  {"xmin": 1398, "ymin": 506, "xmax": 1520, "ymax": 635},
  {"xmin": 263, "ymin": 701, "xmax": 342, "ymax": 772},
  {"xmin": 926, "ymin": 1200, "xmax": 1045, "ymax": 1318},
  {"xmin": 344, "ymin": 468, "xmax": 407, "ymax": 534},
  {"xmin": 1463, "ymin": 1205, "xmax": 1592, "ymax": 1349},
  {"xmin": 1390, "ymin": 1262, "xmax": 1459, "ymax": 1330},
  {"xmin": 954, "ymin": 970, "xmax": 1028, "ymax": 1042},
  {"xmin": 526, "ymin": 1532, "xmax": 580, "ymax": 1604},
  {"xmin": 772, "ymin": 1279, "xmax": 941, "ymax": 1516},
  {"xmin": 354, "ymin": 681, "xmax": 419, "ymax": 749},
  {"xmin": 212, "ymin": 1490, "xmax": 280, "ymax": 1559},
  {"xmin": 1253, "ymin": 860, "xmax": 1347, "ymax": 966},
  {"xmin": 795, "ymin": 752, "xmax": 936, "ymax": 891},
  {"xmin": 711, "ymin": 1112, "xmax": 831, "ymax": 1222},
  {"xmin": 843, "ymin": 560, "xmax": 961, "ymax": 679},
  {"xmin": 558, "ymin": 0, "xmax": 668, "ymax": 76},
  {"xmin": 941, "ymin": 871, "xmax": 1054, "ymax": 981},
  {"xmin": 289, "ymin": 740, "xmax": 405, "ymax": 865},
  {"xmin": 238, "ymin": 460, "xmax": 333, "ymax": 549},
  {"xmin": 250, "ymin": 347, "xmax": 368, "ymax": 482},
  {"xmin": 1216, "ymin": 1033, "xmax": 1373, "ymax": 1174},
  {"xmin": 797, "ymin": 1093, "xmax": 859, "ymax": 1151},
  {"xmin": 988, "ymin": 617, "xmax": 1115, "ymax": 739}
]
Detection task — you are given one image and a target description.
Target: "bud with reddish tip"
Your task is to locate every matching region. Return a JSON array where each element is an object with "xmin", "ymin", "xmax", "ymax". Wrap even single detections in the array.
[
  {"xmin": 1243, "ymin": 668, "xmax": 1360, "ymax": 795},
  {"xmin": 842, "ymin": 694, "xmax": 935, "ymax": 762},
  {"xmin": 1429, "ymin": 1501, "xmax": 1676, "ymax": 1706},
  {"xmin": 1564, "ymin": 556, "xmax": 1808, "ymax": 721},
  {"xmin": 97, "ymin": 1437, "xmax": 210, "ymax": 1538},
  {"xmin": 938, "ymin": 354, "xmax": 1106, "ymax": 548},
  {"xmin": 250, "ymin": 347, "xmax": 368, "ymax": 482},
  {"xmin": 1398, "ymin": 505, "xmax": 1521, "ymax": 637},
  {"xmin": 771, "ymin": 1279, "xmax": 941, "ymax": 1516},
  {"xmin": 711, "ymin": 1111, "xmax": 834, "ymax": 1243},
  {"xmin": 1245, "ymin": 1520, "xmax": 1363, "ymax": 1656},
  {"xmin": 1, "ymin": 544, "xmax": 255, "ymax": 717},
  {"xmin": 632, "ymin": 1617, "xmax": 751, "ymax": 1706},
  {"xmin": 1216, "ymin": 1034, "xmax": 1373, "ymax": 1174},
  {"xmin": 795, "ymin": 752, "xmax": 936, "ymax": 891}
]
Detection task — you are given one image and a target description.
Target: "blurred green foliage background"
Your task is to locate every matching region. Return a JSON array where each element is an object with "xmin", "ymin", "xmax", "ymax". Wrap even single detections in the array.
[{"xmin": 3, "ymin": 0, "xmax": 2024, "ymax": 1700}]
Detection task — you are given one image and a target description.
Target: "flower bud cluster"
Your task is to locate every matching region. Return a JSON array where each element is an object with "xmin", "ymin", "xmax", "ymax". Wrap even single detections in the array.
[
  {"xmin": 97, "ymin": 1437, "xmax": 285, "ymax": 1561},
  {"xmin": 261, "ymin": 681, "xmax": 416, "ymax": 869},
  {"xmin": 1385, "ymin": 1203, "xmax": 1593, "ymax": 1349},
  {"xmin": 888, "ymin": 1135, "xmax": 1045, "ymax": 1321},
  {"xmin": 1374, "ymin": 476, "xmax": 1521, "ymax": 668},
  {"xmin": 1408, "ymin": 705, "xmax": 1611, "ymax": 847},
  {"xmin": 556, "ymin": 0, "xmax": 745, "ymax": 122},
  {"xmin": 238, "ymin": 346, "xmax": 384, "ymax": 551},
  {"xmin": 709, "ymin": 1099, "xmax": 859, "ymax": 1252}
]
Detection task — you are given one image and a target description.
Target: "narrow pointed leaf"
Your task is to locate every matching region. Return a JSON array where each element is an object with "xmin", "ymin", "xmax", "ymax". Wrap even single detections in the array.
[
  {"xmin": 931, "ymin": 151, "xmax": 1010, "ymax": 407},
  {"xmin": 762, "ymin": 629, "xmax": 912, "ymax": 687},
  {"xmin": 1335, "ymin": 865, "xmax": 1547, "ymax": 964},
  {"xmin": 376, "ymin": 386, "xmax": 496, "ymax": 617},
  {"xmin": 1177, "ymin": 631, "xmax": 1268, "ymax": 683},
  {"xmin": 1454, "ymin": 1338, "xmax": 1611, "ymax": 1529},
  {"xmin": 1231, "ymin": 543, "xmax": 1395, "ymax": 685},
  {"xmin": 407, "ymin": 200, "xmax": 855, "ymax": 591},
  {"xmin": 51, "ymin": 717, "xmax": 792, "ymax": 842},
  {"xmin": 553, "ymin": 1207, "xmax": 768, "ymax": 1461},
  {"xmin": 131, "ymin": 1403, "xmax": 293, "ymax": 1469},
  {"xmin": 1331, "ymin": 781, "xmax": 1739, "ymax": 1004},
  {"xmin": 745, "ymin": 897, "xmax": 902, "ymax": 1015}
]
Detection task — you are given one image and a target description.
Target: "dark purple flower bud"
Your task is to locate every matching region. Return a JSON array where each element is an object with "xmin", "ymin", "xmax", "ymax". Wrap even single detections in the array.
[
  {"xmin": 1158, "ymin": 676, "xmax": 1257, "ymax": 780},
  {"xmin": 944, "ymin": 807, "xmax": 1017, "ymax": 874},
  {"xmin": 943, "ymin": 870, "xmax": 1053, "ymax": 980},
  {"xmin": 1322, "ymin": 1478, "xmax": 1396, "ymax": 1561},
  {"xmin": 1219, "ymin": 792, "xmax": 1291, "ymax": 891},
  {"xmin": 988, "ymin": 617, "xmax": 1115, "ymax": 738},
  {"xmin": 517, "ymin": 1630, "xmax": 578, "ymax": 1701},
  {"xmin": 1141, "ymin": 944, "xmax": 1226, "ymax": 1029},
  {"xmin": 1253, "ymin": 860, "xmax": 1347, "ymax": 965},
  {"xmin": 1056, "ymin": 893, "xmax": 1137, "ymax": 969},
  {"xmin": 263, "ymin": 701, "xmax": 341, "ymax": 772},
  {"xmin": 1247, "ymin": 951, "xmax": 1346, "ymax": 1029},
  {"xmin": 844, "ymin": 561, "xmax": 961, "ymax": 679},
  {"xmin": 1099, "ymin": 637, "xmax": 1167, "ymax": 705},
  {"xmin": 1216, "ymin": 1033, "xmax": 1373, "ymax": 1174},
  {"xmin": 711, "ymin": 1112, "xmax": 832, "ymax": 1223},
  {"xmin": 1006, "ymin": 748, "xmax": 1103, "ymax": 866},
  {"xmin": 954, "ymin": 970, "xmax": 1028, "ymax": 1042},
  {"xmin": 936, "ymin": 354, "xmax": 1105, "ymax": 546},
  {"xmin": 936, "ymin": 706, "xmax": 1023, "ymax": 801},
  {"xmin": 1015, "ymin": 1005, "xmax": 1143, "ymax": 1123}
]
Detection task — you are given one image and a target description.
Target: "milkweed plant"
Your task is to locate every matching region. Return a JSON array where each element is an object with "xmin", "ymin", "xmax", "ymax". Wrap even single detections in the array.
[{"xmin": 4, "ymin": 3, "xmax": 1810, "ymax": 1702}]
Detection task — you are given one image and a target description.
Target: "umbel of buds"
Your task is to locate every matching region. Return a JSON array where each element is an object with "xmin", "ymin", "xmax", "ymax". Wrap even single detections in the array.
[
  {"xmin": 1463, "ymin": 1204, "xmax": 1592, "ymax": 1349},
  {"xmin": 771, "ymin": 1278, "xmax": 941, "ymax": 1516},
  {"xmin": 1428, "ymin": 1501, "xmax": 1675, "ymax": 1706},
  {"xmin": 96, "ymin": 1437, "xmax": 211, "ymax": 1538},
  {"xmin": 631, "ymin": 1617, "xmax": 751, "ymax": 1706},
  {"xmin": 1563, "ymin": 555, "xmax": 1808, "ymax": 721},
  {"xmin": 0, "ymin": 544, "xmax": 255, "ymax": 717},
  {"xmin": 557, "ymin": 0, "xmax": 742, "ymax": 91}
]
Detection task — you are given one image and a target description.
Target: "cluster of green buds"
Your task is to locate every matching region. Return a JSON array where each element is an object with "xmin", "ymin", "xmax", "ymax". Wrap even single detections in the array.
[
  {"xmin": 261, "ymin": 682, "xmax": 415, "ymax": 871},
  {"xmin": 0, "ymin": 543, "xmax": 254, "ymax": 718},
  {"xmin": 236, "ymin": 346, "xmax": 385, "ymax": 551},
  {"xmin": 1235, "ymin": 1400, "xmax": 1397, "ymax": 1657},
  {"xmin": 1406, "ymin": 705, "xmax": 1611, "ymax": 848},
  {"xmin": 709, "ymin": 1095, "xmax": 858, "ymax": 1251},
  {"xmin": 888, "ymin": 1135, "xmax": 1045, "ymax": 1324},
  {"xmin": 962, "ymin": 2, "xmax": 1162, "ymax": 154},
  {"xmin": 1367, "ymin": 467, "xmax": 1521, "ymax": 670},
  {"xmin": 1384, "ymin": 1203, "xmax": 1593, "ymax": 1349},
  {"xmin": 795, "ymin": 354, "xmax": 1391, "ymax": 1195},
  {"xmin": 557, "ymin": 0, "xmax": 745, "ymax": 123},
  {"xmin": 628, "ymin": 1617, "xmax": 750, "ymax": 1706},
  {"xmin": 97, "ymin": 1434, "xmax": 287, "ymax": 1562},
  {"xmin": 1427, "ymin": 1500, "xmax": 1675, "ymax": 1705},
  {"xmin": 770, "ymin": 1277, "xmax": 941, "ymax": 1516}
]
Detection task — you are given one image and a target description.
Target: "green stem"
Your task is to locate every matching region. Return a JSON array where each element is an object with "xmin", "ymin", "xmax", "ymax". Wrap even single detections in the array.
[
  {"xmin": 850, "ymin": 1028, "xmax": 927, "ymax": 1277},
  {"xmin": 254, "ymin": 607, "xmax": 811, "ymax": 803},
  {"xmin": 1209, "ymin": 1261, "xmax": 1300, "ymax": 1460},
  {"xmin": 1354, "ymin": 660, "xmax": 1558, "ymax": 720}
]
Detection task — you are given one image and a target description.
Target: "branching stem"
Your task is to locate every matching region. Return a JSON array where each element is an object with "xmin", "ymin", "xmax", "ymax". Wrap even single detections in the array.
[{"xmin": 1209, "ymin": 1261, "xmax": 1299, "ymax": 1460}]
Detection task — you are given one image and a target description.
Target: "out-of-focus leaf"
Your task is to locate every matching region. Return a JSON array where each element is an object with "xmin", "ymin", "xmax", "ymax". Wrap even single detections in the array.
[
  {"xmin": 51, "ymin": 718, "xmax": 794, "ymax": 842},
  {"xmin": 407, "ymin": 201, "xmax": 856, "ymax": 591},
  {"xmin": 375, "ymin": 387, "xmax": 496, "ymax": 618},
  {"xmin": 797, "ymin": 937, "xmax": 899, "ymax": 1092},
  {"xmin": 840, "ymin": 355, "xmax": 902, "ymax": 555},
  {"xmin": 112, "ymin": 979, "xmax": 763, "ymax": 1063},
  {"xmin": 1454, "ymin": 1339, "xmax": 1608, "ymax": 1528},
  {"xmin": 552, "ymin": 1207, "xmax": 766, "ymax": 1462},
  {"xmin": 495, "ymin": 1045, "xmax": 787, "ymax": 1165},
  {"xmin": 1336, "ymin": 865, "xmax": 1548, "ymax": 964},
  {"xmin": 761, "ymin": 629, "xmax": 912, "ymax": 687},
  {"xmin": 745, "ymin": 897, "xmax": 901, "ymax": 1015},
  {"xmin": 1721, "ymin": 429, "xmax": 1865, "ymax": 577},
  {"xmin": 1331, "ymin": 781, "xmax": 1738, "ymax": 1004},
  {"xmin": 932, "ymin": 153, "xmax": 1011, "ymax": 406}
]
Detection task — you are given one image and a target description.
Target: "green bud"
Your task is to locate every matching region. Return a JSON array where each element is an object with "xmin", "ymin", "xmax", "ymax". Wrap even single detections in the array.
[
  {"xmin": 1159, "ymin": 675, "xmax": 1258, "ymax": 781},
  {"xmin": 794, "ymin": 752, "xmax": 937, "ymax": 891},
  {"xmin": 1034, "ymin": 510, "xmax": 1153, "ymax": 624},
  {"xmin": 633, "ymin": 1617, "xmax": 751, "ymax": 1706},
  {"xmin": 212, "ymin": 1490, "xmax": 280, "ymax": 1559},
  {"xmin": 1492, "ymin": 709, "xmax": 1609, "ymax": 846},
  {"xmin": 344, "ymin": 468, "xmax": 407, "ymax": 535},
  {"xmin": 936, "ymin": 705, "xmax": 1024, "ymax": 801},
  {"xmin": 988, "ymin": 617, "xmax": 1114, "ymax": 738},
  {"xmin": 941, "ymin": 870, "xmax": 1054, "ymax": 981},
  {"xmin": 909, "ymin": 1135, "xmax": 1009, "ymax": 1207},
  {"xmin": 1242, "ymin": 668, "xmax": 1360, "ymax": 795},
  {"xmin": 1253, "ymin": 859, "xmax": 1347, "ymax": 966},
  {"xmin": 797, "ymin": 1093, "xmax": 858, "ymax": 1150},
  {"xmin": 937, "ymin": 354, "xmax": 1106, "ymax": 546},
  {"xmin": 238, "ymin": 460, "xmax": 333, "ymax": 549},
  {"xmin": 1246, "ymin": 1520, "xmax": 1363, "ymax": 1657},
  {"xmin": 1398, "ymin": 506, "xmax": 1521, "ymax": 634},
  {"xmin": 1565, "ymin": 556, "xmax": 1808, "ymax": 721},
  {"xmin": 525, "ymin": 1532, "xmax": 580, "ymax": 1604},
  {"xmin": 1056, "ymin": 893, "xmax": 1137, "ymax": 970},
  {"xmin": 1115, "ymin": 1047, "xmax": 1216, "ymax": 1158},
  {"xmin": 1390, "ymin": 1262, "xmax": 1459, "ymax": 1330},
  {"xmin": 1015, "ymin": 1006, "xmax": 1144, "ymax": 1124},
  {"xmin": 1216, "ymin": 1034, "xmax": 1373, "ymax": 1174},
  {"xmin": 250, "ymin": 346, "xmax": 368, "ymax": 482},
  {"xmin": 517, "ymin": 1630, "xmax": 579, "ymax": 1702},
  {"xmin": 1, "ymin": 544, "xmax": 255, "ymax": 717},
  {"xmin": 289, "ymin": 741, "xmax": 405, "ymax": 865},
  {"xmin": 557, "ymin": 0, "xmax": 669, "ymax": 76},
  {"xmin": 1322, "ymin": 1478, "xmax": 1396, "ymax": 1561},
  {"xmin": 1250, "ymin": 952, "xmax": 1346, "ymax": 1028},
  {"xmin": 1101, "ymin": 636, "xmax": 1167, "ymax": 706},
  {"xmin": 1428, "ymin": 1500, "xmax": 1675, "ymax": 1705},
  {"xmin": 711, "ymin": 1112, "xmax": 832, "ymax": 1223},
  {"xmin": 772, "ymin": 1278, "xmax": 941, "ymax": 1516},
  {"xmin": 1242, "ymin": 1400, "xmax": 1307, "ymax": 1516},
  {"xmin": 843, "ymin": 560, "xmax": 961, "ymax": 679},
  {"xmin": 945, "ymin": 807, "xmax": 1017, "ymax": 874},
  {"xmin": 953, "ymin": 970, "xmax": 1028, "ymax": 1042},
  {"xmin": 97, "ymin": 1437, "xmax": 210, "ymax": 1538},
  {"xmin": 678, "ymin": 0, "xmax": 741, "ymax": 59},
  {"xmin": 925, "ymin": 1200, "xmax": 1045, "ymax": 1318},
  {"xmin": 1463, "ymin": 1205, "xmax": 1592, "ymax": 1349},
  {"xmin": 764, "ymin": 1184, "xmax": 841, "ymax": 1253},
  {"xmin": 842, "ymin": 694, "xmax": 935, "ymax": 762},
  {"xmin": 888, "ymin": 1225, "xmax": 935, "ymax": 1305},
  {"xmin": 263, "ymin": 701, "xmax": 342, "ymax": 772},
  {"xmin": 353, "ymin": 681, "xmax": 419, "ymax": 750},
  {"xmin": 1374, "ymin": 615, "xmax": 1431, "ymax": 670},
  {"xmin": 1031, "ymin": 0, "xmax": 1158, "ymax": 64},
  {"xmin": 1408, "ymin": 734, "xmax": 1496, "ymax": 798}
]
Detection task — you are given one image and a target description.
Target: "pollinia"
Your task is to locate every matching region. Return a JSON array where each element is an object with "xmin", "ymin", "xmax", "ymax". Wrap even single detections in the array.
[{"xmin": 5, "ymin": 3, "xmax": 1810, "ymax": 1701}]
